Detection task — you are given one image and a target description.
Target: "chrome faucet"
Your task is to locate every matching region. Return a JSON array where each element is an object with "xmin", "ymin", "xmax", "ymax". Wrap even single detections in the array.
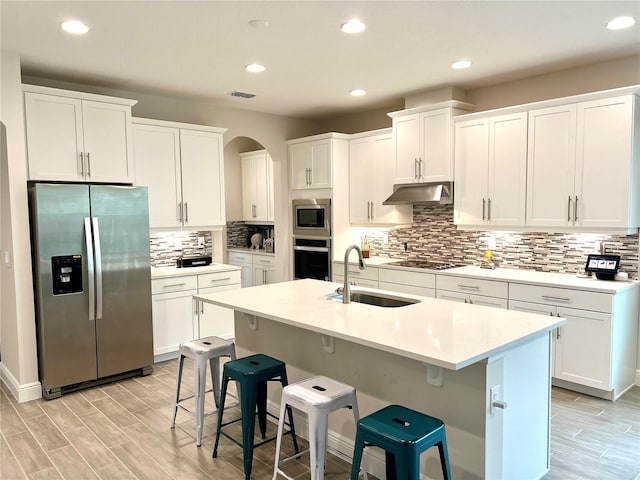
[{"xmin": 341, "ymin": 245, "xmax": 365, "ymax": 304}]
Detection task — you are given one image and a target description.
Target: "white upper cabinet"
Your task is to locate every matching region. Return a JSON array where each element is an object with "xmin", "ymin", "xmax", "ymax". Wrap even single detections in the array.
[
  {"xmin": 527, "ymin": 95, "xmax": 638, "ymax": 230},
  {"xmin": 389, "ymin": 102, "xmax": 475, "ymax": 184},
  {"xmin": 24, "ymin": 85, "xmax": 136, "ymax": 183},
  {"xmin": 454, "ymin": 112, "xmax": 527, "ymax": 227},
  {"xmin": 241, "ymin": 150, "xmax": 274, "ymax": 222},
  {"xmin": 289, "ymin": 138, "xmax": 331, "ymax": 189},
  {"xmin": 133, "ymin": 118, "xmax": 227, "ymax": 229},
  {"xmin": 349, "ymin": 130, "xmax": 411, "ymax": 225}
]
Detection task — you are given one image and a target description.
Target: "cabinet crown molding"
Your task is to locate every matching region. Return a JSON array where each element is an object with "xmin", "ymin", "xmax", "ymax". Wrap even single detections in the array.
[
  {"xmin": 387, "ymin": 100, "xmax": 476, "ymax": 118},
  {"xmin": 23, "ymin": 84, "xmax": 138, "ymax": 107},
  {"xmin": 132, "ymin": 116, "xmax": 227, "ymax": 134},
  {"xmin": 286, "ymin": 132, "xmax": 351, "ymax": 144}
]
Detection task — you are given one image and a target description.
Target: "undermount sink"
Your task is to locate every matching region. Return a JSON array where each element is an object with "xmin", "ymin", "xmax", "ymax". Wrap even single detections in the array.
[{"xmin": 348, "ymin": 291, "xmax": 421, "ymax": 308}]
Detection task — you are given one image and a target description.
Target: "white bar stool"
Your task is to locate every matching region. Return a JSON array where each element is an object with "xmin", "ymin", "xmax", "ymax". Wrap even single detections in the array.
[
  {"xmin": 272, "ymin": 375, "xmax": 360, "ymax": 480},
  {"xmin": 170, "ymin": 336, "xmax": 236, "ymax": 446}
]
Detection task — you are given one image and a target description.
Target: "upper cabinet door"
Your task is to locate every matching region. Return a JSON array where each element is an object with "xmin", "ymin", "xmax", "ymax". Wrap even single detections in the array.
[
  {"xmin": 24, "ymin": 89, "xmax": 134, "ymax": 183},
  {"xmin": 454, "ymin": 118, "xmax": 489, "ymax": 225},
  {"xmin": 180, "ymin": 129, "xmax": 225, "ymax": 227},
  {"xmin": 24, "ymin": 92, "xmax": 85, "ymax": 181},
  {"xmin": 288, "ymin": 139, "xmax": 332, "ymax": 189},
  {"xmin": 574, "ymin": 96, "xmax": 635, "ymax": 229},
  {"xmin": 241, "ymin": 151, "xmax": 272, "ymax": 222},
  {"xmin": 81, "ymin": 101, "xmax": 133, "ymax": 183},
  {"xmin": 133, "ymin": 123, "xmax": 182, "ymax": 228},
  {"xmin": 241, "ymin": 154, "xmax": 257, "ymax": 220},
  {"xmin": 487, "ymin": 112, "xmax": 528, "ymax": 226},
  {"xmin": 349, "ymin": 137, "xmax": 374, "ymax": 223},
  {"xmin": 526, "ymin": 104, "xmax": 577, "ymax": 228},
  {"xmin": 420, "ymin": 109, "xmax": 452, "ymax": 183},
  {"xmin": 393, "ymin": 114, "xmax": 420, "ymax": 184}
]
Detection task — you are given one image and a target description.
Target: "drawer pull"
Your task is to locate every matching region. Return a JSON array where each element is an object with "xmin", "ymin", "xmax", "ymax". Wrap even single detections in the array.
[
  {"xmin": 457, "ymin": 284, "xmax": 480, "ymax": 290},
  {"xmin": 210, "ymin": 277, "xmax": 232, "ymax": 282},
  {"xmin": 163, "ymin": 282, "xmax": 187, "ymax": 288},
  {"xmin": 541, "ymin": 295, "xmax": 570, "ymax": 302}
]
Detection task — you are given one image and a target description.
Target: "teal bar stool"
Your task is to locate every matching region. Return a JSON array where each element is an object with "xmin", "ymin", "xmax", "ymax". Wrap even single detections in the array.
[
  {"xmin": 213, "ymin": 354, "xmax": 299, "ymax": 480},
  {"xmin": 350, "ymin": 404, "xmax": 451, "ymax": 480}
]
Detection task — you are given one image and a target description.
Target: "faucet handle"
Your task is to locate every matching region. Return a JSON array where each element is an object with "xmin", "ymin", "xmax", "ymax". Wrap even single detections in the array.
[{"xmin": 335, "ymin": 287, "xmax": 344, "ymax": 295}]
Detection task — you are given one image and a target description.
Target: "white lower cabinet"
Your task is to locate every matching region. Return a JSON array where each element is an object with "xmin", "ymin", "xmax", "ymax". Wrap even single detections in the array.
[
  {"xmin": 332, "ymin": 262, "xmax": 379, "ymax": 288},
  {"xmin": 151, "ymin": 269, "xmax": 240, "ymax": 360},
  {"xmin": 378, "ymin": 268, "xmax": 435, "ymax": 298},
  {"xmin": 509, "ymin": 283, "xmax": 637, "ymax": 399},
  {"xmin": 151, "ymin": 276, "xmax": 198, "ymax": 358},
  {"xmin": 436, "ymin": 275, "xmax": 508, "ymax": 308},
  {"xmin": 228, "ymin": 251, "xmax": 276, "ymax": 287}
]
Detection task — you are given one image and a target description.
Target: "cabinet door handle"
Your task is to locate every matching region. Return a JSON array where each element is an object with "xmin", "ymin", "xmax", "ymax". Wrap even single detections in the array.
[
  {"xmin": 86, "ymin": 152, "xmax": 91, "ymax": 177},
  {"xmin": 487, "ymin": 198, "xmax": 491, "ymax": 221},
  {"xmin": 252, "ymin": 204, "xmax": 256, "ymax": 218},
  {"xmin": 370, "ymin": 201, "xmax": 374, "ymax": 219},
  {"xmin": 574, "ymin": 196, "xmax": 578, "ymax": 221},
  {"xmin": 79, "ymin": 152, "xmax": 84, "ymax": 176},
  {"xmin": 184, "ymin": 202, "xmax": 188, "ymax": 223},
  {"xmin": 418, "ymin": 158, "xmax": 423, "ymax": 179},
  {"xmin": 482, "ymin": 198, "xmax": 486, "ymax": 221},
  {"xmin": 567, "ymin": 196, "xmax": 572, "ymax": 222},
  {"xmin": 414, "ymin": 158, "xmax": 418, "ymax": 179},
  {"xmin": 458, "ymin": 284, "xmax": 480, "ymax": 290},
  {"xmin": 177, "ymin": 202, "xmax": 183, "ymax": 222},
  {"xmin": 308, "ymin": 168, "xmax": 312, "ymax": 185},
  {"xmin": 541, "ymin": 295, "xmax": 570, "ymax": 302}
]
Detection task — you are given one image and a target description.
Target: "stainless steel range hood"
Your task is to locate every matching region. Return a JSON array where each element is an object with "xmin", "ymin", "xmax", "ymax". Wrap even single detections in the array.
[{"xmin": 382, "ymin": 181, "xmax": 453, "ymax": 205}]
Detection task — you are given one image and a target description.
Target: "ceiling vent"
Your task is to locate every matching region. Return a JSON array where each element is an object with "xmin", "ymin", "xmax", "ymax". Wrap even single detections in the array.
[{"xmin": 228, "ymin": 91, "xmax": 256, "ymax": 99}]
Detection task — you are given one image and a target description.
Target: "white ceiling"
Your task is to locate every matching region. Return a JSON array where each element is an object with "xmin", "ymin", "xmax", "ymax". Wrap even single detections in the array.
[{"xmin": 1, "ymin": 1, "xmax": 639, "ymax": 119}]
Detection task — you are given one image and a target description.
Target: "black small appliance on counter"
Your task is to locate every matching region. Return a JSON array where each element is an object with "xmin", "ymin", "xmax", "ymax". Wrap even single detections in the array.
[
  {"xmin": 585, "ymin": 254, "xmax": 621, "ymax": 280},
  {"xmin": 177, "ymin": 255, "xmax": 213, "ymax": 268}
]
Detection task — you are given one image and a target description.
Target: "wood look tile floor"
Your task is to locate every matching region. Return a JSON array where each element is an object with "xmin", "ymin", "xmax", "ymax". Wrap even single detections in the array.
[{"xmin": 1, "ymin": 359, "xmax": 639, "ymax": 480}]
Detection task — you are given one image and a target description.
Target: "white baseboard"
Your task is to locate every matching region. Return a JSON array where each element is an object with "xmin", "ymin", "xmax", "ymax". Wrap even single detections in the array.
[{"xmin": 0, "ymin": 362, "xmax": 41, "ymax": 403}]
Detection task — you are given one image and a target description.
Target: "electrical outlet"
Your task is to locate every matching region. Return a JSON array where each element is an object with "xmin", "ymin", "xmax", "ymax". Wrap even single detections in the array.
[
  {"xmin": 197, "ymin": 236, "xmax": 205, "ymax": 248},
  {"xmin": 383, "ymin": 233, "xmax": 389, "ymax": 245},
  {"xmin": 174, "ymin": 239, "xmax": 182, "ymax": 250}
]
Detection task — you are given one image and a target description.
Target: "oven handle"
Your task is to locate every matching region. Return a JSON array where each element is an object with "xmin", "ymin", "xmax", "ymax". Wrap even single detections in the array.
[{"xmin": 293, "ymin": 246, "xmax": 329, "ymax": 253}]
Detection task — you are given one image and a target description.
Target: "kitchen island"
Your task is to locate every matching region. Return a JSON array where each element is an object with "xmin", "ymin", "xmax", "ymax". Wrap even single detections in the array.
[{"xmin": 195, "ymin": 279, "xmax": 565, "ymax": 480}]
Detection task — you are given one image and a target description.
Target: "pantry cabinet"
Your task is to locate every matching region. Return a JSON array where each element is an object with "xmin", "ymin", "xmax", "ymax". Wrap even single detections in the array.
[
  {"xmin": 241, "ymin": 150, "xmax": 274, "ymax": 222},
  {"xmin": 133, "ymin": 118, "xmax": 227, "ymax": 228},
  {"xmin": 349, "ymin": 130, "xmax": 411, "ymax": 225},
  {"xmin": 454, "ymin": 112, "xmax": 527, "ymax": 227},
  {"xmin": 388, "ymin": 102, "xmax": 474, "ymax": 184},
  {"xmin": 24, "ymin": 85, "xmax": 136, "ymax": 183},
  {"xmin": 527, "ymin": 96, "xmax": 639, "ymax": 230},
  {"xmin": 508, "ymin": 282, "xmax": 638, "ymax": 400}
]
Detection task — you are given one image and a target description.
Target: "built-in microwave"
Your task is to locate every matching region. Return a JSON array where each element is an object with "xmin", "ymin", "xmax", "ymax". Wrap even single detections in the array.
[{"xmin": 292, "ymin": 198, "xmax": 331, "ymax": 237}]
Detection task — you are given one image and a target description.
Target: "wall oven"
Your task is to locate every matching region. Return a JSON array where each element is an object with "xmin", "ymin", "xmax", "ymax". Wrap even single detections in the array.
[
  {"xmin": 293, "ymin": 237, "xmax": 331, "ymax": 281},
  {"xmin": 292, "ymin": 198, "xmax": 331, "ymax": 237}
]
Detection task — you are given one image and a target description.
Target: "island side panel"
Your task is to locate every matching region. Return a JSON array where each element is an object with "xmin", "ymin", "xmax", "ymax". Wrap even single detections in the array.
[{"xmin": 234, "ymin": 311, "xmax": 488, "ymax": 480}]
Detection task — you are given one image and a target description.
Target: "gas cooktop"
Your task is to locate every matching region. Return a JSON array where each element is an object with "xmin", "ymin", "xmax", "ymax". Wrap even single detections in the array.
[{"xmin": 388, "ymin": 260, "xmax": 466, "ymax": 270}]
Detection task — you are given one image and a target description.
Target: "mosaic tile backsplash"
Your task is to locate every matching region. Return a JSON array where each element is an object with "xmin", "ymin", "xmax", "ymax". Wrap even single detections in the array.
[
  {"xmin": 363, "ymin": 205, "xmax": 639, "ymax": 279},
  {"xmin": 227, "ymin": 221, "xmax": 250, "ymax": 248},
  {"xmin": 150, "ymin": 231, "xmax": 213, "ymax": 267}
]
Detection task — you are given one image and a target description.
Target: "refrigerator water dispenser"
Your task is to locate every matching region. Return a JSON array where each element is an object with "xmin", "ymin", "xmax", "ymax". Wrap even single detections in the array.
[{"xmin": 51, "ymin": 255, "xmax": 83, "ymax": 295}]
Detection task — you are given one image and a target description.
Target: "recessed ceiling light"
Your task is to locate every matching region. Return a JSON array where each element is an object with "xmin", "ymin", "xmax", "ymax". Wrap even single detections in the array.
[
  {"xmin": 245, "ymin": 63, "xmax": 266, "ymax": 73},
  {"xmin": 350, "ymin": 89, "xmax": 367, "ymax": 97},
  {"xmin": 61, "ymin": 20, "xmax": 89, "ymax": 35},
  {"xmin": 249, "ymin": 19, "xmax": 270, "ymax": 28},
  {"xmin": 606, "ymin": 16, "xmax": 636, "ymax": 30},
  {"xmin": 341, "ymin": 19, "xmax": 366, "ymax": 34},
  {"xmin": 452, "ymin": 59, "xmax": 472, "ymax": 69}
]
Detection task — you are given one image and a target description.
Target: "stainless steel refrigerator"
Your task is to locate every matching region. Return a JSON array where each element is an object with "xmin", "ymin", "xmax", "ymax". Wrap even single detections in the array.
[{"xmin": 29, "ymin": 183, "xmax": 153, "ymax": 399}]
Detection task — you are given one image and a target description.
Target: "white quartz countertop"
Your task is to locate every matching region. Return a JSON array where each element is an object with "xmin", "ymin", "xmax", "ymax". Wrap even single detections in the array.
[
  {"xmin": 152, "ymin": 263, "xmax": 241, "ymax": 279},
  {"xmin": 228, "ymin": 247, "xmax": 275, "ymax": 257},
  {"xmin": 442, "ymin": 266, "xmax": 638, "ymax": 293},
  {"xmin": 194, "ymin": 278, "xmax": 564, "ymax": 370}
]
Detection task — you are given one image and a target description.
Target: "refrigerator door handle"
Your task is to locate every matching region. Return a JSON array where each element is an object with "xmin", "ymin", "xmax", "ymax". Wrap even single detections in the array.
[
  {"xmin": 84, "ymin": 217, "xmax": 95, "ymax": 321},
  {"xmin": 92, "ymin": 217, "xmax": 104, "ymax": 320}
]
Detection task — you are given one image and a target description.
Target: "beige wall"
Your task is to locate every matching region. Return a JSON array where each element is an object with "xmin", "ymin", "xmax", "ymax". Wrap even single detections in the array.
[{"xmin": 0, "ymin": 51, "xmax": 39, "ymax": 401}]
